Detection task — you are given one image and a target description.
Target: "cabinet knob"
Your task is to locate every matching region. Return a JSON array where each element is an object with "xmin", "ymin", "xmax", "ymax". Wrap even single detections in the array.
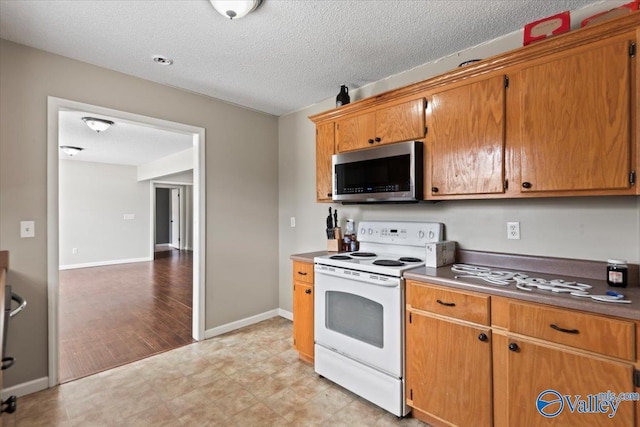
[
  {"xmin": 368, "ymin": 139, "xmax": 374, "ymax": 144},
  {"xmin": 508, "ymin": 342, "xmax": 519, "ymax": 352},
  {"xmin": 478, "ymin": 333, "xmax": 488, "ymax": 342},
  {"xmin": 431, "ymin": 187, "xmax": 439, "ymax": 193},
  {"xmin": 305, "ymin": 288, "xmax": 312, "ymax": 294},
  {"xmin": 374, "ymin": 137, "xmax": 381, "ymax": 142},
  {"xmin": 522, "ymin": 182, "xmax": 532, "ymax": 189}
]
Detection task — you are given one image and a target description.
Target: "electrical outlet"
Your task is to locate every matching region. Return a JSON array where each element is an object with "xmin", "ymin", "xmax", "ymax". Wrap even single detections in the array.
[
  {"xmin": 290, "ymin": 217, "xmax": 296, "ymax": 228},
  {"xmin": 507, "ymin": 222, "xmax": 520, "ymax": 240}
]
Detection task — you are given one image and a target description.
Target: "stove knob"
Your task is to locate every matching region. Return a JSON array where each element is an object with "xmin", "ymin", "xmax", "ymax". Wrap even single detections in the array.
[
  {"xmin": 417, "ymin": 230, "xmax": 425, "ymax": 239},
  {"xmin": 360, "ymin": 228, "xmax": 366, "ymax": 235},
  {"xmin": 428, "ymin": 230, "xmax": 435, "ymax": 239},
  {"xmin": 368, "ymin": 228, "xmax": 374, "ymax": 235}
]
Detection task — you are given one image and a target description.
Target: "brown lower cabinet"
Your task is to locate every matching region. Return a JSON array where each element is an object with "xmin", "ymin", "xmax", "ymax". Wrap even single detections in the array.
[
  {"xmin": 292, "ymin": 261, "xmax": 314, "ymax": 362},
  {"xmin": 405, "ymin": 280, "xmax": 639, "ymax": 427}
]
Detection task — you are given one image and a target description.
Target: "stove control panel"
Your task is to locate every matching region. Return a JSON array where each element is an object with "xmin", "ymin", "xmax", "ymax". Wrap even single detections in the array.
[{"xmin": 357, "ymin": 221, "xmax": 443, "ymax": 246}]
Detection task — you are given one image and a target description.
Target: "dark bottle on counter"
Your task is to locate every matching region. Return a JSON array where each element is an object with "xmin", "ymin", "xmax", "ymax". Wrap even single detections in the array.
[
  {"xmin": 607, "ymin": 259, "xmax": 628, "ymax": 288},
  {"xmin": 336, "ymin": 85, "xmax": 350, "ymax": 107}
]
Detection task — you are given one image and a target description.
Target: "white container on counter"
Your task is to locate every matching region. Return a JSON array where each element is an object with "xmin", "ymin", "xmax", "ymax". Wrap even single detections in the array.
[{"xmin": 425, "ymin": 241, "xmax": 456, "ymax": 267}]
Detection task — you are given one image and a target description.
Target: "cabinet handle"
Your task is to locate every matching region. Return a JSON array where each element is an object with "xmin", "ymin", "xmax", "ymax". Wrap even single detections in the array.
[
  {"xmin": 478, "ymin": 333, "xmax": 488, "ymax": 342},
  {"xmin": 522, "ymin": 182, "xmax": 532, "ymax": 189},
  {"xmin": 508, "ymin": 343, "xmax": 519, "ymax": 352},
  {"xmin": 368, "ymin": 139, "xmax": 374, "ymax": 144},
  {"xmin": 305, "ymin": 288, "xmax": 312, "ymax": 294},
  {"xmin": 327, "ymin": 193, "xmax": 332, "ymax": 198},
  {"xmin": 431, "ymin": 187, "xmax": 439, "ymax": 193},
  {"xmin": 436, "ymin": 299, "xmax": 455, "ymax": 307},
  {"xmin": 374, "ymin": 137, "xmax": 381, "ymax": 142},
  {"xmin": 297, "ymin": 272, "xmax": 308, "ymax": 276},
  {"xmin": 550, "ymin": 324, "xmax": 579, "ymax": 334}
]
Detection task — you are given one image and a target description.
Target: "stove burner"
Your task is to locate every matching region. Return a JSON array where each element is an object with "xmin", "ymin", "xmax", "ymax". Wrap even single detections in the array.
[
  {"xmin": 373, "ymin": 259, "xmax": 405, "ymax": 267},
  {"xmin": 399, "ymin": 257, "xmax": 422, "ymax": 263},
  {"xmin": 330, "ymin": 255, "xmax": 352, "ymax": 260},
  {"xmin": 350, "ymin": 252, "xmax": 377, "ymax": 258}
]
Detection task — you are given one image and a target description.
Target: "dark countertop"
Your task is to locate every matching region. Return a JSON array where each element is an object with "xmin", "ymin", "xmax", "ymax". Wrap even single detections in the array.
[
  {"xmin": 404, "ymin": 266, "xmax": 640, "ymax": 321},
  {"xmin": 291, "ymin": 249, "xmax": 640, "ymax": 321},
  {"xmin": 290, "ymin": 251, "xmax": 330, "ymax": 263}
]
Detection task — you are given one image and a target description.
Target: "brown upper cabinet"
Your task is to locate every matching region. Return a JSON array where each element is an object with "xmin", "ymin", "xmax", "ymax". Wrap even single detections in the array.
[
  {"xmin": 509, "ymin": 33, "xmax": 636, "ymax": 196},
  {"xmin": 310, "ymin": 13, "xmax": 639, "ymax": 202},
  {"xmin": 427, "ymin": 75, "xmax": 507, "ymax": 197},
  {"xmin": 315, "ymin": 122, "xmax": 335, "ymax": 202},
  {"xmin": 336, "ymin": 98, "xmax": 426, "ymax": 153}
]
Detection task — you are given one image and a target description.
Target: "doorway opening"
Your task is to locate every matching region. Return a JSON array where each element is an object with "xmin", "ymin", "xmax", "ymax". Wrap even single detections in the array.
[
  {"xmin": 154, "ymin": 184, "xmax": 189, "ymax": 258},
  {"xmin": 47, "ymin": 97, "xmax": 205, "ymax": 385}
]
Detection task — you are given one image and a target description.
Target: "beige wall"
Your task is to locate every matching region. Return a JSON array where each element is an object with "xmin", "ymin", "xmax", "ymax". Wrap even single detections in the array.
[
  {"xmin": 277, "ymin": 1, "xmax": 640, "ymax": 312},
  {"xmin": 59, "ymin": 160, "xmax": 151, "ymax": 267},
  {"xmin": 0, "ymin": 39, "xmax": 279, "ymax": 387}
]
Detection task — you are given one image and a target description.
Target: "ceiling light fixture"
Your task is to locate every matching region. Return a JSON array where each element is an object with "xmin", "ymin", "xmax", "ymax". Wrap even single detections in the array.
[
  {"xmin": 60, "ymin": 146, "xmax": 84, "ymax": 157},
  {"xmin": 153, "ymin": 55, "xmax": 174, "ymax": 65},
  {"xmin": 209, "ymin": 0, "xmax": 262, "ymax": 20},
  {"xmin": 82, "ymin": 117, "xmax": 114, "ymax": 133}
]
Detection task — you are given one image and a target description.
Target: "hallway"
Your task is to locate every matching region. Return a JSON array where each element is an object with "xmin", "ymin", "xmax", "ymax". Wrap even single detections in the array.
[{"xmin": 58, "ymin": 250, "xmax": 193, "ymax": 382}]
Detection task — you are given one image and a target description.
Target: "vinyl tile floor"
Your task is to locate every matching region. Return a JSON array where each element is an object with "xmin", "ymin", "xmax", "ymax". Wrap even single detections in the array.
[{"xmin": 1, "ymin": 317, "xmax": 429, "ymax": 427}]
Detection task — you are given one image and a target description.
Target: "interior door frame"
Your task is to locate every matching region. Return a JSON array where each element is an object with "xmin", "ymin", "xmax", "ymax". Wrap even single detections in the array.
[
  {"xmin": 47, "ymin": 96, "xmax": 206, "ymax": 387},
  {"xmin": 170, "ymin": 187, "xmax": 181, "ymax": 249},
  {"xmin": 152, "ymin": 183, "xmax": 189, "ymax": 252}
]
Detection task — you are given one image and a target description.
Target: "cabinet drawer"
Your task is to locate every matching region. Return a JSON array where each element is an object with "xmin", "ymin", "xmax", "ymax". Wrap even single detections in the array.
[
  {"xmin": 406, "ymin": 281, "xmax": 490, "ymax": 325},
  {"xmin": 293, "ymin": 261, "xmax": 314, "ymax": 284},
  {"xmin": 507, "ymin": 300, "xmax": 635, "ymax": 361}
]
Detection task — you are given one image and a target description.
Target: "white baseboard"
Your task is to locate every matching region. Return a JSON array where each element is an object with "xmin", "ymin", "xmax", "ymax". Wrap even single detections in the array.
[
  {"xmin": 59, "ymin": 256, "xmax": 153, "ymax": 270},
  {"xmin": 278, "ymin": 309, "xmax": 293, "ymax": 321},
  {"xmin": 204, "ymin": 309, "xmax": 284, "ymax": 339},
  {"xmin": 1, "ymin": 376, "xmax": 48, "ymax": 400}
]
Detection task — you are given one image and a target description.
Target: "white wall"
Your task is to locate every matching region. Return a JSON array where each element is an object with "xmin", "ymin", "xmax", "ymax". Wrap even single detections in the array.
[
  {"xmin": 278, "ymin": 1, "xmax": 640, "ymax": 312},
  {"xmin": 137, "ymin": 147, "xmax": 194, "ymax": 181},
  {"xmin": 59, "ymin": 160, "xmax": 151, "ymax": 267}
]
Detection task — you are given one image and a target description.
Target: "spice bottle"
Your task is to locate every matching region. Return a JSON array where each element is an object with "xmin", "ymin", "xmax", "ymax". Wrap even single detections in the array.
[{"xmin": 607, "ymin": 259, "xmax": 628, "ymax": 288}]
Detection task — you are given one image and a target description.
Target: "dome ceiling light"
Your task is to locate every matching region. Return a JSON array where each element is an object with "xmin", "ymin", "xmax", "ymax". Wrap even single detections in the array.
[
  {"xmin": 82, "ymin": 117, "xmax": 114, "ymax": 133},
  {"xmin": 209, "ymin": 0, "xmax": 263, "ymax": 20},
  {"xmin": 60, "ymin": 146, "xmax": 84, "ymax": 157}
]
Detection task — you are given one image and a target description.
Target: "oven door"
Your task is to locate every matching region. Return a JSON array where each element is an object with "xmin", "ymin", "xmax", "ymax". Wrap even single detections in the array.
[{"xmin": 314, "ymin": 264, "xmax": 403, "ymax": 378}]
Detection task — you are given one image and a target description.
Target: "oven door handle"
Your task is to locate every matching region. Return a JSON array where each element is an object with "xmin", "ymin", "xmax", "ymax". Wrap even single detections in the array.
[{"xmin": 9, "ymin": 292, "xmax": 27, "ymax": 318}]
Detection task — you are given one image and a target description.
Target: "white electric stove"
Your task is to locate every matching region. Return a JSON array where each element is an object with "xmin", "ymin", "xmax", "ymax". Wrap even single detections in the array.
[{"xmin": 313, "ymin": 221, "xmax": 443, "ymax": 417}]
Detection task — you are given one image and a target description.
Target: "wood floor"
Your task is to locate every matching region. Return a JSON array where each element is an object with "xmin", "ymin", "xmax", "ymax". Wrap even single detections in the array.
[{"xmin": 59, "ymin": 250, "xmax": 194, "ymax": 383}]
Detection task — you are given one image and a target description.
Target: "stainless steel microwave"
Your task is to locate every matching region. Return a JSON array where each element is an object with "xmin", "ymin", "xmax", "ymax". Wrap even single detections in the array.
[{"xmin": 332, "ymin": 141, "xmax": 423, "ymax": 203}]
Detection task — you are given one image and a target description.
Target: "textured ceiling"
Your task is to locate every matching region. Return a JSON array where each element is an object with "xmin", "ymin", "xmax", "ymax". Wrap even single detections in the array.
[{"xmin": 1, "ymin": 0, "xmax": 605, "ymax": 116}]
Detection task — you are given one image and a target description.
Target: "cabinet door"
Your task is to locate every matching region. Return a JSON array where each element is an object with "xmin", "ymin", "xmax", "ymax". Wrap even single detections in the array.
[
  {"xmin": 375, "ymin": 98, "xmax": 426, "ymax": 145},
  {"xmin": 429, "ymin": 75, "xmax": 506, "ymax": 196},
  {"xmin": 516, "ymin": 37, "xmax": 632, "ymax": 193},
  {"xmin": 293, "ymin": 282, "xmax": 314, "ymax": 361},
  {"xmin": 335, "ymin": 112, "xmax": 376, "ymax": 152},
  {"xmin": 406, "ymin": 311, "xmax": 492, "ymax": 427},
  {"xmin": 316, "ymin": 122, "xmax": 335, "ymax": 202},
  {"xmin": 500, "ymin": 336, "xmax": 635, "ymax": 426}
]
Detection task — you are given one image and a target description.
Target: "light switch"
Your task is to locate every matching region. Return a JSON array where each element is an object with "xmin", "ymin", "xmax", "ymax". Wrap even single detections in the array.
[
  {"xmin": 20, "ymin": 221, "xmax": 35, "ymax": 238},
  {"xmin": 123, "ymin": 214, "xmax": 135, "ymax": 220},
  {"xmin": 290, "ymin": 217, "xmax": 296, "ymax": 228}
]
